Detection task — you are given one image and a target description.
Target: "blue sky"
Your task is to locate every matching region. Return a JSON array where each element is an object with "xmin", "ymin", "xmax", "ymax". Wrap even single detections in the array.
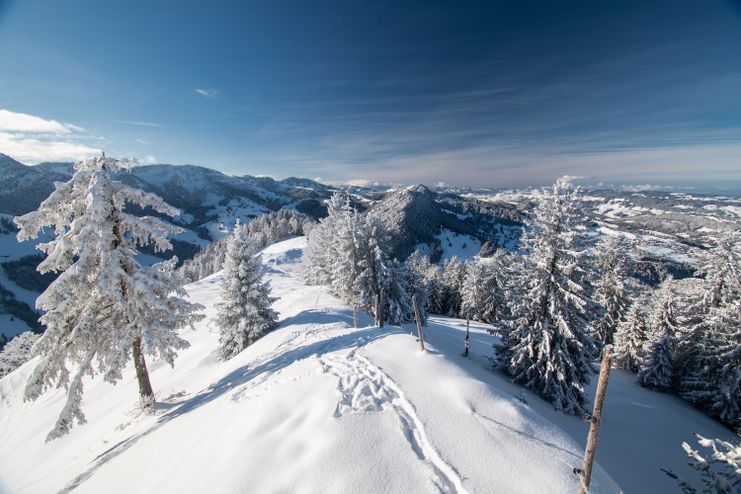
[{"xmin": 0, "ymin": 0, "xmax": 740, "ymax": 188}]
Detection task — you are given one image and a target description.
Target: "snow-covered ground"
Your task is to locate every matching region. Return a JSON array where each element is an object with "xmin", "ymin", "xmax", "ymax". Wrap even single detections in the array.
[{"xmin": 0, "ymin": 237, "xmax": 735, "ymax": 493}]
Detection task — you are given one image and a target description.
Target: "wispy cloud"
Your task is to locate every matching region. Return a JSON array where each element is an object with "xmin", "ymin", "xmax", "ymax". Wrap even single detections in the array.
[
  {"xmin": 0, "ymin": 109, "xmax": 79, "ymax": 134},
  {"xmin": 0, "ymin": 108, "xmax": 100, "ymax": 163},
  {"xmin": 0, "ymin": 132, "xmax": 100, "ymax": 163},
  {"xmin": 195, "ymin": 88, "xmax": 219, "ymax": 98},
  {"xmin": 115, "ymin": 119, "xmax": 164, "ymax": 128}
]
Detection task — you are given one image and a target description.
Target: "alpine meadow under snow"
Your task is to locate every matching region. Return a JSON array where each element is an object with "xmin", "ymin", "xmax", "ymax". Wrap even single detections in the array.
[{"xmin": 0, "ymin": 156, "xmax": 739, "ymax": 493}]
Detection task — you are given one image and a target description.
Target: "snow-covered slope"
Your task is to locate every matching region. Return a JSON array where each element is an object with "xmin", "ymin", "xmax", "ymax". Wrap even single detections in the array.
[{"xmin": 0, "ymin": 238, "xmax": 735, "ymax": 493}]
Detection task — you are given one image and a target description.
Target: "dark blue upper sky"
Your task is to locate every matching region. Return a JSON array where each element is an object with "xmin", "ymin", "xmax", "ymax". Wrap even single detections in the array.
[{"xmin": 1, "ymin": 0, "xmax": 740, "ymax": 188}]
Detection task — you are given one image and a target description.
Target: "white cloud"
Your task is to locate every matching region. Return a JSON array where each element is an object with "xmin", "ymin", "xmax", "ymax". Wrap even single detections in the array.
[
  {"xmin": 0, "ymin": 109, "xmax": 79, "ymax": 134},
  {"xmin": 115, "ymin": 120, "xmax": 164, "ymax": 128},
  {"xmin": 0, "ymin": 132, "xmax": 100, "ymax": 163},
  {"xmin": 141, "ymin": 154, "xmax": 157, "ymax": 164},
  {"xmin": 195, "ymin": 88, "xmax": 219, "ymax": 98},
  {"xmin": 0, "ymin": 109, "xmax": 101, "ymax": 163}
]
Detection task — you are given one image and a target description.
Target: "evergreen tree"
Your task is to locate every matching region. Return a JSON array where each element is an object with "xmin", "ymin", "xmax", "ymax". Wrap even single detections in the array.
[
  {"xmin": 0, "ymin": 331, "xmax": 40, "ymax": 378},
  {"xmin": 442, "ymin": 256, "xmax": 465, "ymax": 317},
  {"xmin": 613, "ymin": 294, "xmax": 649, "ymax": 373},
  {"xmin": 405, "ymin": 250, "xmax": 431, "ymax": 322},
  {"xmin": 303, "ymin": 192, "xmax": 350, "ymax": 287},
  {"xmin": 215, "ymin": 222, "xmax": 278, "ymax": 360},
  {"xmin": 699, "ymin": 231, "xmax": 740, "ymax": 311},
  {"xmin": 354, "ymin": 215, "xmax": 393, "ymax": 321},
  {"xmin": 496, "ymin": 179, "xmax": 596, "ymax": 415},
  {"xmin": 593, "ymin": 236, "xmax": 631, "ymax": 348},
  {"xmin": 15, "ymin": 155, "xmax": 204, "ymax": 440},
  {"xmin": 680, "ymin": 301, "xmax": 740, "ymax": 429},
  {"xmin": 639, "ymin": 279, "xmax": 678, "ymax": 390},
  {"xmin": 424, "ymin": 265, "xmax": 446, "ymax": 315},
  {"xmin": 677, "ymin": 232, "xmax": 740, "ymax": 427},
  {"xmin": 461, "ymin": 260, "xmax": 502, "ymax": 323},
  {"xmin": 330, "ymin": 204, "xmax": 364, "ymax": 307}
]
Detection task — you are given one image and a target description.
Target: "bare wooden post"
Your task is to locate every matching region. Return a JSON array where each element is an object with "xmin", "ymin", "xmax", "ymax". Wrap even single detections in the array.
[
  {"xmin": 412, "ymin": 295, "xmax": 425, "ymax": 352},
  {"xmin": 578, "ymin": 345, "xmax": 613, "ymax": 494},
  {"xmin": 353, "ymin": 304, "xmax": 358, "ymax": 328},
  {"xmin": 464, "ymin": 319, "xmax": 470, "ymax": 357},
  {"xmin": 378, "ymin": 289, "xmax": 385, "ymax": 328},
  {"xmin": 374, "ymin": 293, "xmax": 380, "ymax": 326}
]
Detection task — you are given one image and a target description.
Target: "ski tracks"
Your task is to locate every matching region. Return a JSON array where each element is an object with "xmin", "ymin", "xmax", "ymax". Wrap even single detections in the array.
[{"xmin": 320, "ymin": 349, "xmax": 469, "ymax": 494}]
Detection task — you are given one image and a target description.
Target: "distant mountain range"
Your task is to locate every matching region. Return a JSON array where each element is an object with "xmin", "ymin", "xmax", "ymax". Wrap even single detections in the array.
[{"xmin": 0, "ymin": 152, "xmax": 738, "ymax": 343}]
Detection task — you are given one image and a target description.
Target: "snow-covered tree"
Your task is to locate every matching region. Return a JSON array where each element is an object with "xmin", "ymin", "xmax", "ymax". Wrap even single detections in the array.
[
  {"xmin": 303, "ymin": 192, "xmax": 351, "ymax": 287},
  {"xmin": 405, "ymin": 250, "xmax": 431, "ymax": 322},
  {"xmin": 15, "ymin": 155, "xmax": 204, "ymax": 440},
  {"xmin": 613, "ymin": 294, "xmax": 649, "ymax": 373},
  {"xmin": 593, "ymin": 236, "xmax": 631, "ymax": 348},
  {"xmin": 424, "ymin": 265, "xmax": 446, "ymax": 315},
  {"xmin": 461, "ymin": 260, "xmax": 502, "ymax": 324},
  {"xmin": 639, "ymin": 278, "xmax": 678, "ymax": 390},
  {"xmin": 354, "ymin": 215, "xmax": 393, "ymax": 321},
  {"xmin": 215, "ymin": 222, "xmax": 278, "ymax": 360},
  {"xmin": 663, "ymin": 433, "xmax": 741, "ymax": 494},
  {"xmin": 496, "ymin": 179, "xmax": 596, "ymax": 415},
  {"xmin": 679, "ymin": 301, "xmax": 740, "ymax": 429},
  {"xmin": 0, "ymin": 331, "xmax": 40, "ymax": 378},
  {"xmin": 699, "ymin": 231, "xmax": 740, "ymax": 311},
  {"xmin": 330, "ymin": 203, "xmax": 365, "ymax": 307},
  {"xmin": 442, "ymin": 256, "xmax": 465, "ymax": 317}
]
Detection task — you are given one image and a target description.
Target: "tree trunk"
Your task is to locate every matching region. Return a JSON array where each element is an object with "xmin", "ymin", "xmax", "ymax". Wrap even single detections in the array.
[
  {"xmin": 578, "ymin": 345, "xmax": 613, "ymax": 494},
  {"xmin": 464, "ymin": 319, "xmax": 470, "ymax": 357},
  {"xmin": 379, "ymin": 289, "xmax": 385, "ymax": 328},
  {"xmin": 132, "ymin": 335, "xmax": 155, "ymax": 406},
  {"xmin": 412, "ymin": 295, "xmax": 425, "ymax": 352}
]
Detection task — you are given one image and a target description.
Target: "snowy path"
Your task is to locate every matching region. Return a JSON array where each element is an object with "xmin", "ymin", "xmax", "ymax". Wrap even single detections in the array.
[{"xmin": 0, "ymin": 237, "xmax": 734, "ymax": 493}]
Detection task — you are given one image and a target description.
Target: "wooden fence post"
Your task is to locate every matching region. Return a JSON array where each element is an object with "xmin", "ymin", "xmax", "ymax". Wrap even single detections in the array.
[
  {"xmin": 379, "ymin": 289, "xmax": 385, "ymax": 328},
  {"xmin": 374, "ymin": 293, "xmax": 380, "ymax": 326},
  {"xmin": 412, "ymin": 295, "xmax": 425, "ymax": 352},
  {"xmin": 464, "ymin": 319, "xmax": 470, "ymax": 357},
  {"xmin": 577, "ymin": 345, "xmax": 613, "ymax": 494}
]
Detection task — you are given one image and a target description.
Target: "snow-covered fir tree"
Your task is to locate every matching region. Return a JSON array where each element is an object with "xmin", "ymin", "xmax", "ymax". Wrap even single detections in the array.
[
  {"xmin": 405, "ymin": 250, "xmax": 431, "ymax": 321},
  {"xmin": 676, "ymin": 233, "xmax": 740, "ymax": 428},
  {"xmin": 699, "ymin": 231, "xmax": 740, "ymax": 311},
  {"xmin": 303, "ymin": 192, "xmax": 351, "ymax": 287},
  {"xmin": 424, "ymin": 264, "xmax": 447, "ymax": 315},
  {"xmin": 215, "ymin": 222, "xmax": 278, "ymax": 360},
  {"xmin": 496, "ymin": 179, "xmax": 596, "ymax": 415},
  {"xmin": 442, "ymin": 256, "xmax": 465, "ymax": 317},
  {"xmin": 613, "ymin": 293, "xmax": 650, "ymax": 373},
  {"xmin": 330, "ymin": 202, "xmax": 365, "ymax": 307},
  {"xmin": 15, "ymin": 155, "xmax": 204, "ymax": 440},
  {"xmin": 460, "ymin": 260, "xmax": 502, "ymax": 324},
  {"xmin": 354, "ymin": 215, "xmax": 393, "ymax": 321},
  {"xmin": 679, "ymin": 300, "xmax": 741, "ymax": 429},
  {"xmin": 303, "ymin": 193, "xmax": 415, "ymax": 326},
  {"xmin": 638, "ymin": 278, "xmax": 678, "ymax": 390},
  {"xmin": 0, "ymin": 331, "xmax": 40, "ymax": 378},
  {"xmin": 593, "ymin": 236, "xmax": 631, "ymax": 348}
]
